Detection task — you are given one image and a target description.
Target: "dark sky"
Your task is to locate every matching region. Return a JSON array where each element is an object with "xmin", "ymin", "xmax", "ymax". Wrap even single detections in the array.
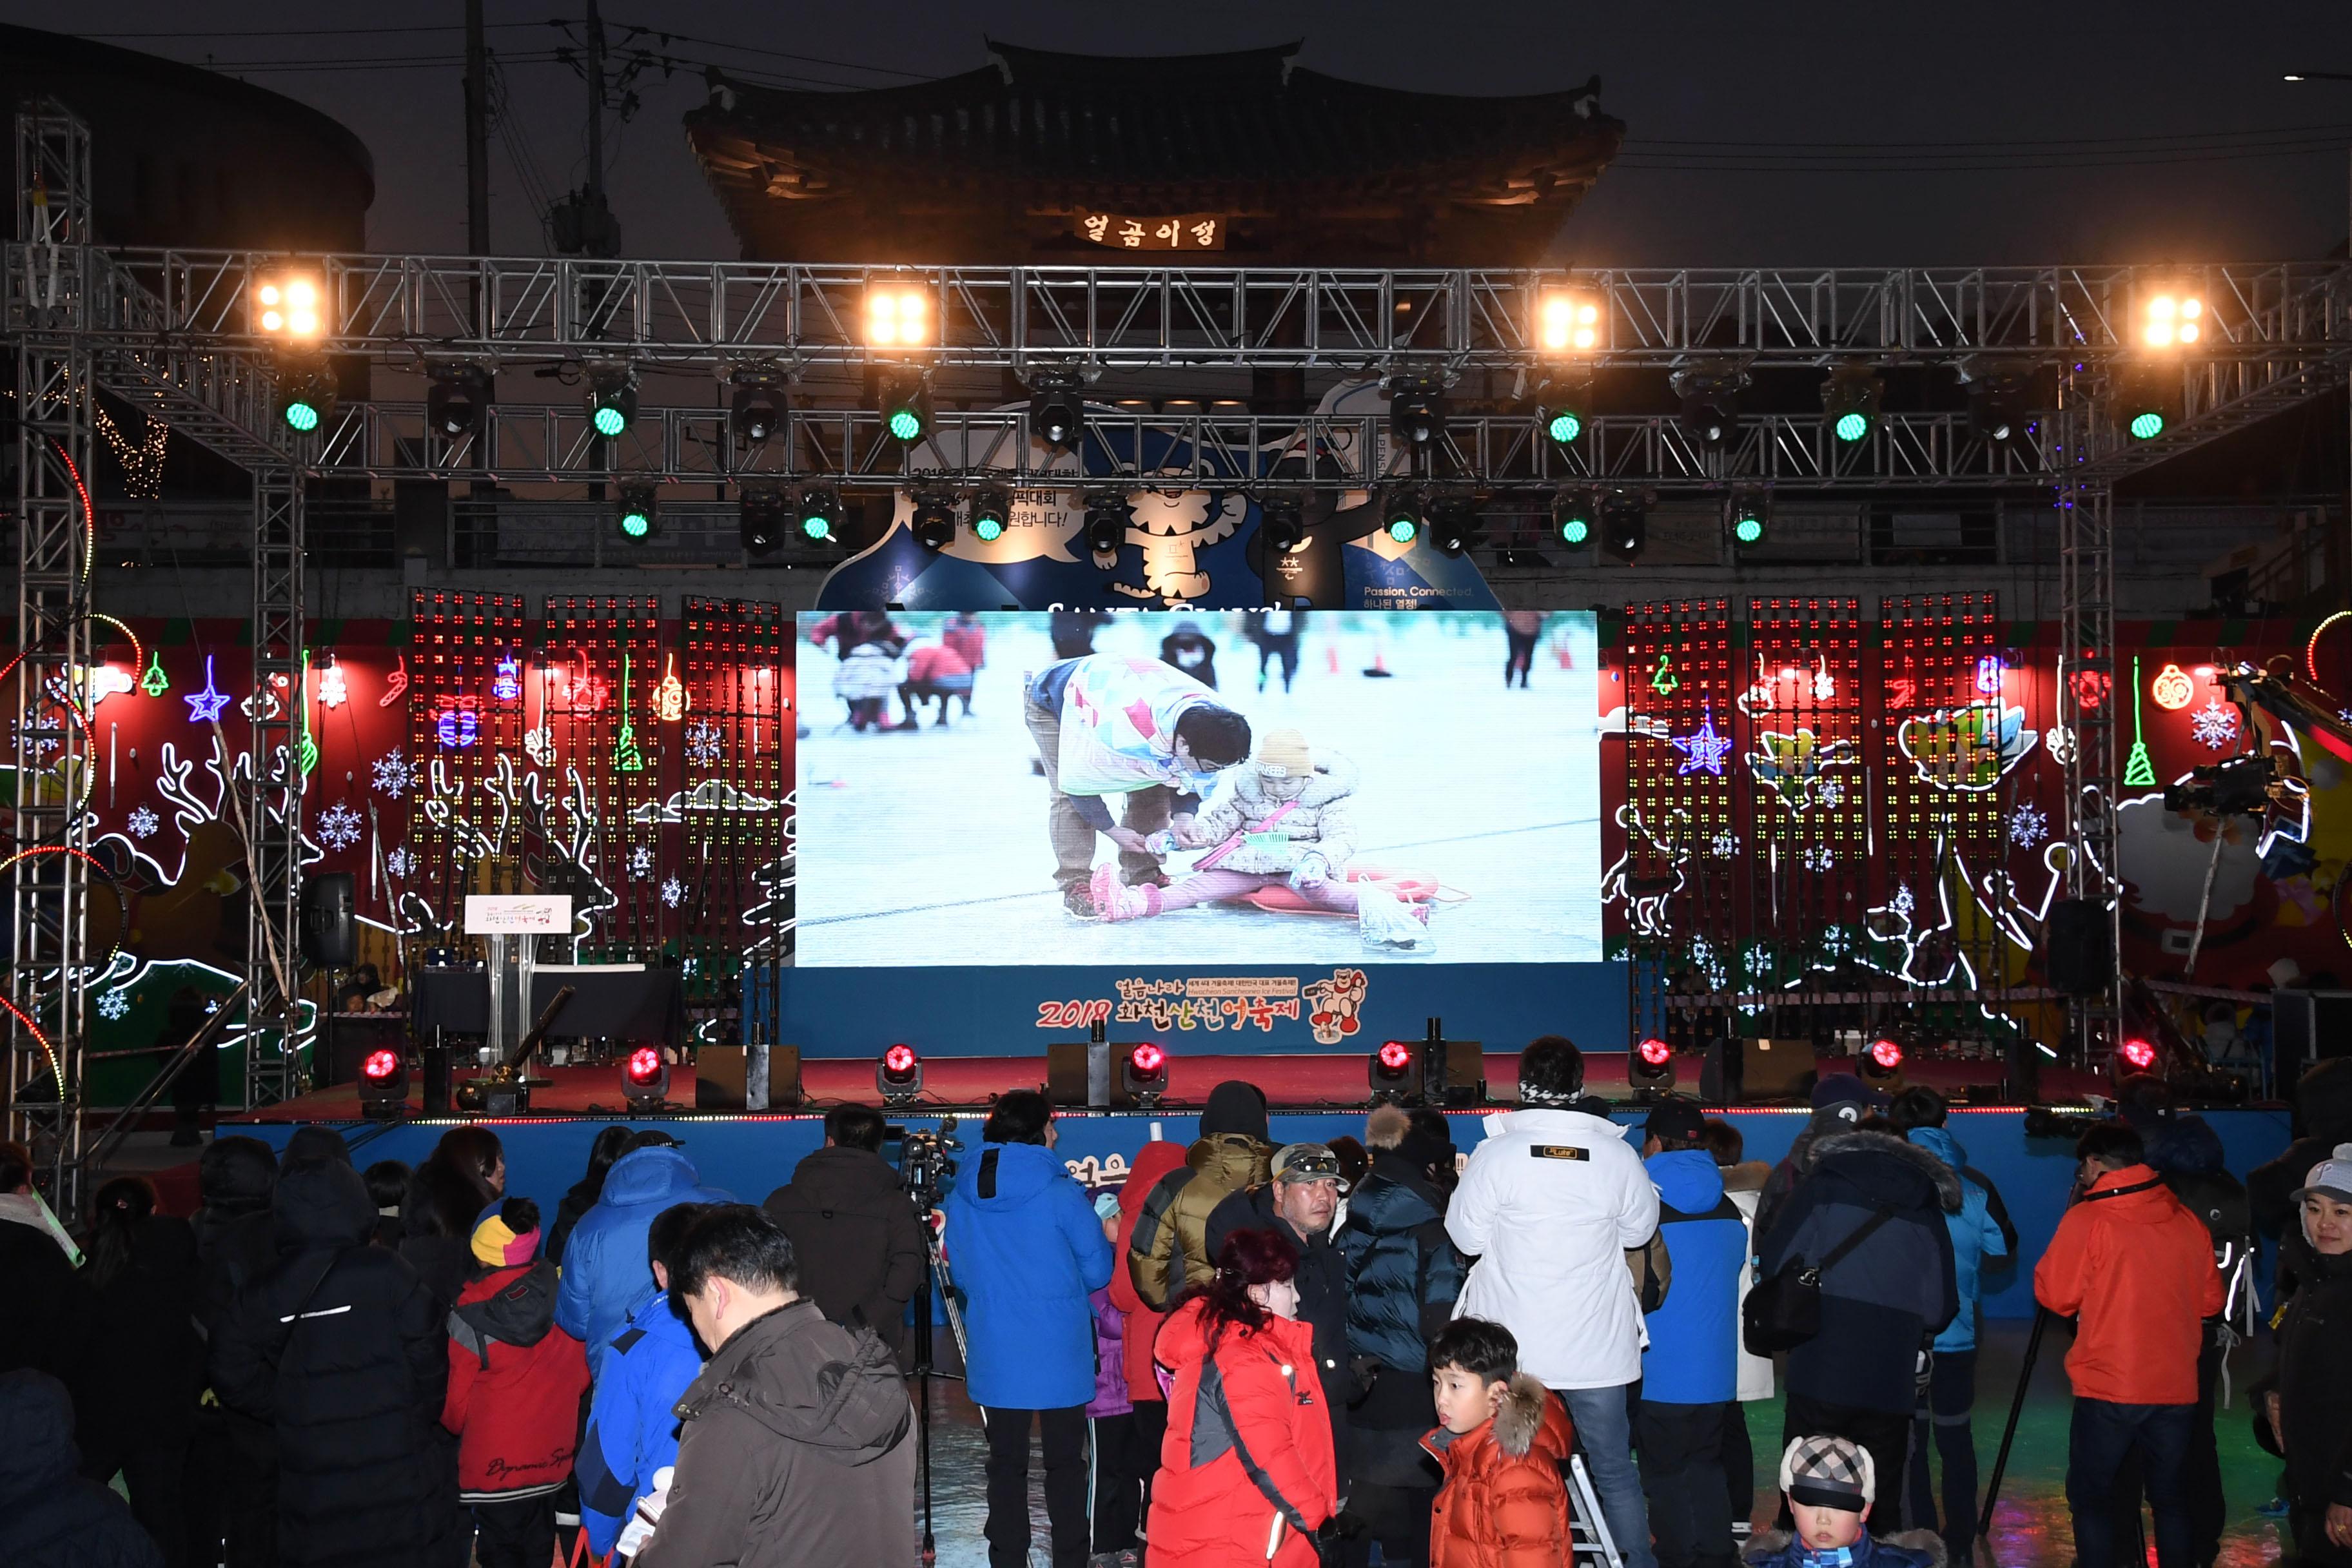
[{"xmin": 13, "ymin": 1, "xmax": 2352, "ymax": 265}]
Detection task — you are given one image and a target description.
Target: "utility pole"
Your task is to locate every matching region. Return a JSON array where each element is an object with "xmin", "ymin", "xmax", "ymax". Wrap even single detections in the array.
[
  {"xmin": 549, "ymin": 0, "xmax": 621, "ymax": 257},
  {"xmin": 585, "ymin": 0, "xmax": 606, "ymax": 223},
  {"xmin": 463, "ymin": 0, "xmax": 489, "ymax": 254}
]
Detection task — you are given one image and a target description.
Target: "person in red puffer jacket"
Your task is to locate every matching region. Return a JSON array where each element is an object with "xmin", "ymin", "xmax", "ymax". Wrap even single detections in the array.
[
  {"xmin": 440, "ymin": 1199, "xmax": 589, "ymax": 1568},
  {"xmin": 1147, "ymin": 1228, "xmax": 1339, "ymax": 1568},
  {"xmin": 1422, "ymin": 1317, "xmax": 1575, "ymax": 1568}
]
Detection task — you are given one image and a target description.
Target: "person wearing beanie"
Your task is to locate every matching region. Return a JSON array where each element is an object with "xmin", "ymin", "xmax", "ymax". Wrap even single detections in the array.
[
  {"xmin": 1092, "ymin": 727, "xmax": 1431, "ymax": 941},
  {"xmin": 1129, "ymin": 1081, "xmax": 1275, "ymax": 1308},
  {"xmin": 442, "ymin": 1198, "xmax": 589, "ymax": 1568},
  {"xmin": 1742, "ymin": 1436, "xmax": 1941, "ymax": 1568},
  {"xmin": 2251, "ymin": 1143, "xmax": 2352, "ymax": 1565},
  {"xmin": 1342, "ymin": 1103, "xmax": 1468, "ymax": 1568}
]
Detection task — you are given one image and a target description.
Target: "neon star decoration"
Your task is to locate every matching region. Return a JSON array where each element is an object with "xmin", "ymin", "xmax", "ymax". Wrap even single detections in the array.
[
  {"xmin": 140, "ymin": 651, "xmax": 170, "ymax": 697},
  {"xmin": 184, "ymin": 656, "xmax": 230, "ymax": 723},
  {"xmin": 1669, "ymin": 700, "xmax": 1733, "ymax": 776}
]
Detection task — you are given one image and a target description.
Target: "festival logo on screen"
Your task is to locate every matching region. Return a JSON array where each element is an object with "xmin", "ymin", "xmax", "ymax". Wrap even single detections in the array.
[{"xmin": 1031, "ymin": 969, "xmax": 1369, "ymax": 1043}]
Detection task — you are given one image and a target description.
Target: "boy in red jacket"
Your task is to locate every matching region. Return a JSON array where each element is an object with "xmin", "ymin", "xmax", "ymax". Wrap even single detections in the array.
[
  {"xmin": 442, "ymin": 1199, "xmax": 591, "ymax": 1568},
  {"xmin": 2034, "ymin": 1119, "xmax": 2224, "ymax": 1568},
  {"xmin": 1422, "ymin": 1317, "xmax": 1575, "ymax": 1568}
]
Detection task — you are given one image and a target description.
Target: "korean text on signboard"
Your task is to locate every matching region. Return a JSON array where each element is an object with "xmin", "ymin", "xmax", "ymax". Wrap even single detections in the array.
[{"xmin": 1079, "ymin": 214, "xmax": 1224, "ymax": 251}]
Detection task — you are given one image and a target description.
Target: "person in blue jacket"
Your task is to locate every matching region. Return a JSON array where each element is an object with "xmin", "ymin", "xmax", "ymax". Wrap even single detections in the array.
[
  {"xmin": 1903, "ymin": 1122, "xmax": 2010, "ymax": 1567},
  {"xmin": 1638, "ymin": 1096, "xmax": 1752, "ymax": 1568},
  {"xmin": 574, "ymin": 1200, "xmax": 712, "ymax": 1562},
  {"xmin": 554, "ymin": 1132, "xmax": 732, "ymax": 1388},
  {"xmin": 941, "ymin": 1090, "xmax": 1114, "ymax": 1568}
]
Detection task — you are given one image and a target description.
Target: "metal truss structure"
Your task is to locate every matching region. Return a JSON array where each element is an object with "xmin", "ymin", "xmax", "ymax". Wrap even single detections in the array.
[{"xmin": 2056, "ymin": 409, "xmax": 2124, "ymax": 1065}]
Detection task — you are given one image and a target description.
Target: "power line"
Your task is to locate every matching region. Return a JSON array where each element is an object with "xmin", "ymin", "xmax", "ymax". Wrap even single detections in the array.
[
  {"xmin": 602, "ymin": 19, "xmax": 936, "ymax": 81},
  {"xmin": 72, "ymin": 23, "xmax": 547, "ymax": 39}
]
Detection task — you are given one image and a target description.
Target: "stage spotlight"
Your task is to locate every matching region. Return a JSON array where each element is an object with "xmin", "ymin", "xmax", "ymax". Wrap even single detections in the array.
[
  {"xmin": 2141, "ymin": 287, "xmax": 2204, "ymax": 351},
  {"xmin": 1727, "ymin": 489, "xmax": 1770, "ymax": 551},
  {"xmin": 426, "ymin": 366, "xmax": 488, "ymax": 439},
  {"xmin": 866, "ymin": 282, "xmax": 932, "ymax": 349},
  {"xmin": 1121, "ymin": 1041, "xmax": 1168, "ymax": 1110},
  {"xmin": 912, "ymin": 493, "xmax": 957, "ymax": 552},
  {"xmin": 1259, "ymin": 493, "xmax": 1306, "ymax": 554},
  {"xmin": 1370, "ymin": 1039, "xmax": 1418, "ymax": 1104},
  {"xmin": 1631, "ymin": 1036, "xmax": 1676, "ymax": 1093},
  {"xmin": 1963, "ymin": 361, "xmax": 2033, "ymax": 446},
  {"xmin": 587, "ymin": 367, "xmax": 636, "ymax": 438},
  {"xmin": 2119, "ymin": 364, "xmax": 2177, "ymax": 442},
  {"xmin": 877, "ymin": 370, "xmax": 931, "ymax": 445},
  {"xmin": 1602, "ymin": 489, "xmax": 1649, "ymax": 562},
  {"xmin": 357, "ymin": 1045, "xmax": 408, "ymax": 1121},
  {"xmin": 970, "ymin": 487, "xmax": 1011, "ymax": 544},
  {"xmin": 1029, "ymin": 376, "xmax": 1085, "ymax": 452},
  {"xmin": 280, "ymin": 362, "xmax": 336, "ymax": 435},
  {"xmin": 622, "ymin": 1044, "xmax": 671, "ymax": 1111},
  {"xmin": 2119, "ymin": 1036, "xmax": 2158, "ymax": 1072},
  {"xmin": 730, "ymin": 381, "xmax": 784, "ymax": 445},
  {"xmin": 738, "ymin": 485, "xmax": 787, "ymax": 556},
  {"xmin": 1426, "ymin": 497, "xmax": 1480, "ymax": 558},
  {"xmin": 1863, "ymin": 1035, "xmax": 1906, "ymax": 1084},
  {"xmin": 1382, "ymin": 491, "xmax": 1423, "ymax": 546},
  {"xmin": 877, "ymin": 1042, "xmax": 924, "ymax": 1105},
  {"xmin": 253, "ymin": 272, "xmax": 324, "ymax": 338},
  {"xmin": 1386, "ymin": 377, "xmax": 1447, "ymax": 448},
  {"xmin": 1821, "ymin": 362, "xmax": 1883, "ymax": 444},
  {"xmin": 1537, "ymin": 288, "xmax": 1602, "ymax": 354},
  {"xmin": 1553, "ymin": 489, "xmax": 1594, "ymax": 549},
  {"xmin": 1084, "ymin": 497, "xmax": 1127, "ymax": 558},
  {"xmin": 1671, "ymin": 365, "xmax": 1747, "ymax": 448},
  {"xmin": 797, "ymin": 485, "xmax": 843, "ymax": 544},
  {"xmin": 616, "ymin": 481, "xmax": 658, "ymax": 543}
]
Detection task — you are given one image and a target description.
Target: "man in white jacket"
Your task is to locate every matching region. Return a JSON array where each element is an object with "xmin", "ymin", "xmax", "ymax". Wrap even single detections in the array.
[{"xmin": 1448, "ymin": 1036, "xmax": 1662, "ymax": 1568}]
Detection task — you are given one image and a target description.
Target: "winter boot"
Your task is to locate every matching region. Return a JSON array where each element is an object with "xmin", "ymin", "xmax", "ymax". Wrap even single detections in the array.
[
  {"xmin": 1063, "ymin": 881, "xmax": 1104, "ymax": 921},
  {"xmin": 1091, "ymin": 863, "xmax": 1162, "ymax": 922}
]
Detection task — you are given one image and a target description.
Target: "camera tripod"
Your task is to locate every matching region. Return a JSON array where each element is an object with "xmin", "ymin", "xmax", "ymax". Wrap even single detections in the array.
[{"xmin": 900, "ymin": 1121, "xmax": 970, "ymax": 1567}]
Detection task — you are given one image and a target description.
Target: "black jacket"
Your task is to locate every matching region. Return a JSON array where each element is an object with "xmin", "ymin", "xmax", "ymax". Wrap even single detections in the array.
[
  {"xmin": 544, "ymin": 1175, "xmax": 601, "ymax": 1268},
  {"xmin": 70, "ymin": 1214, "xmax": 202, "ymax": 1465},
  {"xmin": 0, "ymin": 1371, "xmax": 163, "ymax": 1568},
  {"xmin": 209, "ymin": 1160, "xmax": 453, "ymax": 1568},
  {"xmin": 2251, "ymin": 1061, "xmax": 2352, "ymax": 1247},
  {"xmin": 764, "ymin": 1146, "xmax": 928, "ymax": 1364},
  {"xmin": 2255, "ymin": 1229, "xmax": 2352, "ymax": 1539},
  {"xmin": 1204, "ymin": 1183, "xmax": 1352, "ymax": 1444},
  {"xmin": 193, "ymin": 1136, "xmax": 281, "ymax": 1344},
  {"xmin": 1339, "ymin": 1152, "xmax": 1464, "ymax": 1487},
  {"xmin": 0, "ymin": 1213, "xmax": 90, "ymax": 1381}
]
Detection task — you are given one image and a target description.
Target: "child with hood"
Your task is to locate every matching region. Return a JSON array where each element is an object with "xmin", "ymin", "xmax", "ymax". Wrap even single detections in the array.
[
  {"xmin": 1421, "ymin": 1315, "xmax": 1575, "ymax": 1568},
  {"xmin": 1903, "ymin": 1122, "xmax": 2010, "ymax": 1567}
]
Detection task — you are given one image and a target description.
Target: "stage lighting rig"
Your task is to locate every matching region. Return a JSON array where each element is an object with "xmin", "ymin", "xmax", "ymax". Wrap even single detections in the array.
[
  {"xmin": 738, "ymin": 485, "xmax": 787, "ymax": 556},
  {"xmin": 1386, "ymin": 377, "xmax": 1448, "ymax": 449},
  {"xmin": 587, "ymin": 366, "xmax": 637, "ymax": 438},
  {"xmin": 1553, "ymin": 489, "xmax": 1596, "ymax": 549},
  {"xmin": 1631, "ymin": 1036, "xmax": 1676, "ymax": 1095},
  {"xmin": 877, "ymin": 1042, "xmax": 924, "ymax": 1104},
  {"xmin": 1536, "ymin": 288, "xmax": 1602, "ymax": 354},
  {"xmin": 730, "ymin": 378, "xmax": 785, "ymax": 445},
  {"xmin": 1121, "ymin": 1042, "xmax": 1168, "ymax": 1110},
  {"xmin": 1426, "ymin": 496, "xmax": 1480, "ymax": 558},
  {"xmin": 877, "ymin": 369, "xmax": 932, "ymax": 446},
  {"xmin": 1368, "ymin": 1020, "xmax": 1482, "ymax": 1106},
  {"xmin": 1029, "ymin": 375, "xmax": 1086, "ymax": 453},
  {"xmin": 1862, "ymin": 1034, "xmax": 1906, "ymax": 1085},
  {"xmin": 970, "ymin": 487, "xmax": 1012, "ymax": 544},
  {"xmin": 279, "ymin": 360, "xmax": 336, "ymax": 435},
  {"xmin": 1258, "ymin": 493, "xmax": 1306, "ymax": 554},
  {"xmin": 1382, "ymin": 489, "xmax": 1424, "ymax": 546},
  {"xmin": 1961, "ymin": 359, "xmax": 2035, "ymax": 447},
  {"xmin": 622, "ymin": 1044, "xmax": 671, "ymax": 1111},
  {"xmin": 357, "ymin": 1046, "xmax": 408, "ymax": 1121},
  {"xmin": 426, "ymin": 365, "xmax": 488, "ymax": 439},
  {"xmin": 2139, "ymin": 284, "xmax": 2204, "ymax": 350},
  {"xmin": 1370, "ymin": 1039, "xmax": 1417, "ymax": 1104},
  {"xmin": 2118, "ymin": 362, "xmax": 2179, "ymax": 442},
  {"xmin": 2119, "ymin": 1036, "xmax": 2158, "ymax": 1072},
  {"xmin": 616, "ymin": 482, "xmax": 659, "ymax": 543},
  {"xmin": 1727, "ymin": 488, "xmax": 1770, "ymax": 551},
  {"xmin": 1084, "ymin": 496, "xmax": 1128, "ymax": 559},
  {"xmin": 251, "ymin": 271, "xmax": 324, "ymax": 338},
  {"xmin": 1601, "ymin": 488, "xmax": 1650, "ymax": 562},
  {"xmin": 866, "ymin": 282, "xmax": 932, "ymax": 349},
  {"xmin": 912, "ymin": 493, "xmax": 957, "ymax": 552},
  {"xmin": 797, "ymin": 485, "xmax": 843, "ymax": 544},
  {"xmin": 1820, "ymin": 361, "xmax": 1883, "ymax": 444},
  {"xmin": 1671, "ymin": 364, "xmax": 1748, "ymax": 449}
]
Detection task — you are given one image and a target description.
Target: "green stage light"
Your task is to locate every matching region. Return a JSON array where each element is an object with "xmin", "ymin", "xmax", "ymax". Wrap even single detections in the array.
[
  {"xmin": 587, "ymin": 368, "xmax": 636, "ymax": 438},
  {"xmin": 1546, "ymin": 409, "xmax": 1582, "ymax": 444},
  {"xmin": 970, "ymin": 487, "xmax": 1010, "ymax": 544},
  {"xmin": 888, "ymin": 407, "xmax": 922, "ymax": 441},
  {"xmin": 1561, "ymin": 515, "xmax": 1590, "ymax": 545},
  {"xmin": 1735, "ymin": 514, "xmax": 1765, "ymax": 544},
  {"xmin": 2130, "ymin": 410, "xmax": 2164, "ymax": 440},
  {"xmin": 801, "ymin": 513, "xmax": 832, "ymax": 541},
  {"xmin": 283, "ymin": 398, "xmax": 320, "ymax": 433},
  {"xmin": 1833, "ymin": 410, "xmax": 1869, "ymax": 442},
  {"xmin": 620, "ymin": 509, "xmax": 651, "ymax": 539},
  {"xmin": 593, "ymin": 405, "xmax": 626, "ymax": 437},
  {"xmin": 616, "ymin": 481, "xmax": 658, "ymax": 543},
  {"xmin": 1386, "ymin": 513, "xmax": 1418, "ymax": 545},
  {"xmin": 1820, "ymin": 362, "xmax": 1883, "ymax": 445},
  {"xmin": 797, "ymin": 486, "xmax": 842, "ymax": 544},
  {"xmin": 974, "ymin": 515, "xmax": 1004, "ymax": 542}
]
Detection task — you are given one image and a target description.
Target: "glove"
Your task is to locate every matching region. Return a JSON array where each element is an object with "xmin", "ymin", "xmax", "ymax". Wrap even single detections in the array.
[
  {"xmin": 1289, "ymin": 852, "xmax": 1329, "ymax": 892},
  {"xmin": 1142, "ymin": 829, "xmax": 1178, "ymax": 856},
  {"xmin": 614, "ymin": 1466, "xmax": 674, "ymax": 1557},
  {"xmin": 1313, "ymin": 1510, "xmax": 1367, "ymax": 1544}
]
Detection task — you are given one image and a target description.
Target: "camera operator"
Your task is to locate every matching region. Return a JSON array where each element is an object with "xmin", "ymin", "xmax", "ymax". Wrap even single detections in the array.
[
  {"xmin": 943, "ymin": 1090, "xmax": 1113, "ymax": 1568},
  {"xmin": 763, "ymin": 1106, "xmax": 927, "ymax": 1366},
  {"xmin": 2034, "ymin": 1119, "xmax": 2223, "ymax": 1568}
]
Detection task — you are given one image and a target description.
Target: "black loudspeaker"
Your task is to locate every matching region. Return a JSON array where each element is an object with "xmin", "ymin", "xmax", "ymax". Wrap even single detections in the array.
[
  {"xmin": 299, "ymin": 872, "xmax": 357, "ymax": 967},
  {"xmin": 2044, "ymin": 899, "xmax": 2112, "ymax": 997}
]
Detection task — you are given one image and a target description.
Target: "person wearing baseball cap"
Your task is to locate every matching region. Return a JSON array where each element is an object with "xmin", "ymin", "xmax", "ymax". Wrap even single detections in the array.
[
  {"xmin": 1635, "ymin": 1097, "xmax": 1749, "ymax": 1568},
  {"xmin": 1745, "ymin": 1436, "xmax": 1941, "ymax": 1568},
  {"xmin": 1205, "ymin": 1141, "xmax": 1351, "ymax": 1451},
  {"xmin": 2255, "ymin": 1142, "xmax": 2352, "ymax": 1563}
]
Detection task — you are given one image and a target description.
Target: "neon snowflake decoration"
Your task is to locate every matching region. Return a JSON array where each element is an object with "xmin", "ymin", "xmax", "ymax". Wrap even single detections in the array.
[
  {"xmin": 2008, "ymin": 804, "xmax": 2049, "ymax": 849},
  {"xmin": 685, "ymin": 720, "xmax": 724, "ymax": 769},
  {"xmin": 660, "ymin": 876, "xmax": 685, "ymax": 908},
  {"xmin": 1709, "ymin": 830, "xmax": 1738, "ymax": 858},
  {"xmin": 1817, "ymin": 779, "xmax": 1846, "ymax": 810},
  {"xmin": 1821, "ymin": 923, "xmax": 1854, "ymax": 957},
  {"xmin": 315, "ymin": 802, "xmax": 364, "ymax": 852},
  {"xmin": 371, "ymin": 750, "xmax": 411, "ymax": 798},
  {"xmin": 126, "ymin": 805, "xmax": 160, "ymax": 839},
  {"xmin": 1890, "ymin": 883, "xmax": 1916, "ymax": 919},
  {"xmin": 2190, "ymin": 699, "xmax": 2239, "ymax": 752},
  {"xmin": 629, "ymin": 845, "xmax": 655, "ymax": 881},
  {"xmin": 97, "ymin": 988, "xmax": 132, "ymax": 1021},
  {"xmin": 1799, "ymin": 844, "xmax": 1836, "ymax": 873},
  {"xmin": 384, "ymin": 847, "xmax": 413, "ymax": 880}
]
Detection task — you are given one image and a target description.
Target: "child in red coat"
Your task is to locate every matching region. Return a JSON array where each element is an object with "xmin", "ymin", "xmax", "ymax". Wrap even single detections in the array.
[
  {"xmin": 1422, "ymin": 1317, "xmax": 1576, "ymax": 1568},
  {"xmin": 441, "ymin": 1199, "xmax": 590, "ymax": 1568}
]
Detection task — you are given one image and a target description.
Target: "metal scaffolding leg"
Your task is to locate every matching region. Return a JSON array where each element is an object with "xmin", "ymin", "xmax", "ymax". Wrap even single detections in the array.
[
  {"xmin": 8, "ymin": 103, "xmax": 93, "ymax": 1206},
  {"xmin": 2057, "ymin": 408, "xmax": 2121, "ymax": 1065},
  {"xmin": 243, "ymin": 466, "xmax": 306, "ymax": 1108}
]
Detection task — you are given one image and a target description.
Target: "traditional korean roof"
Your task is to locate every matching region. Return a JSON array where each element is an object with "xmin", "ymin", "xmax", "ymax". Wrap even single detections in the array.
[{"xmin": 685, "ymin": 40, "xmax": 1623, "ymax": 262}]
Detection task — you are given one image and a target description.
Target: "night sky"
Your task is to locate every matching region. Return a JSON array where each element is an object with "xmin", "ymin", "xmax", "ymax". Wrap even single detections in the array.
[{"xmin": 8, "ymin": 1, "xmax": 2350, "ymax": 265}]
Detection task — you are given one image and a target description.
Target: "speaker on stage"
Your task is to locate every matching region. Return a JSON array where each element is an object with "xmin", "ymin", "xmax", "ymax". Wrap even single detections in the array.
[
  {"xmin": 2044, "ymin": 899, "xmax": 2112, "ymax": 997},
  {"xmin": 299, "ymin": 873, "xmax": 357, "ymax": 967},
  {"xmin": 1738, "ymin": 1036, "xmax": 1817, "ymax": 1101}
]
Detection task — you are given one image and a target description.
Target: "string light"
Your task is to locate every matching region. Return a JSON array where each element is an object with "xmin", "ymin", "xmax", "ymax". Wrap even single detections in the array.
[{"xmin": 95, "ymin": 407, "xmax": 168, "ymax": 499}]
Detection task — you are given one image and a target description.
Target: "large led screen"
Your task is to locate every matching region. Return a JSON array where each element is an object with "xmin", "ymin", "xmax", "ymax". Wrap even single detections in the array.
[{"xmin": 794, "ymin": 611, "xmax": 1601, "ymax": 966}]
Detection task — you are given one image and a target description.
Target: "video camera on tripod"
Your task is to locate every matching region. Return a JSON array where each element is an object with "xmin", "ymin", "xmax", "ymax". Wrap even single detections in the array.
[
  {"xmin": 2162, "ymin": 753, "xmax": 2277, "ymax": 818},
  {"xmin": 889, "ymin": 1119, "xmax": 962, "ymax": 1210}
]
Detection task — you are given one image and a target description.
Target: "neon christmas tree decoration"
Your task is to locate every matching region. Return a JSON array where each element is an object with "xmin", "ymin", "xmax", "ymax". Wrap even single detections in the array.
[
  {"xmin": 614, "ymin": 651, "xmax": 645, "ymax": 773},
  {"xmin": 2124, "ymin": 655, "xmax": 2157, "ymax": 789},
  {"xmin": 296, "ymin": 652, "xmax": 318, "ymax": 774},
  {"xmin": 140, "ymin": 651, "xmax": 169, "ymax": 697},
  {"xmin": 1651, "ymin": 651, "xmax": 1681, "ymax": 696}
]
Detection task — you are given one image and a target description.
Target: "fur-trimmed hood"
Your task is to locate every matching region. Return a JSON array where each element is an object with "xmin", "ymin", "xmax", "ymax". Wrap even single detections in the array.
[
  {"xmin": 1720, "ymin": 1159, "xmax": 1772, "ymax": 1194},
  {"xmin": 1420, "ymin": 1370, "xmax": 1574, "ymax": 1470},
  {"xmin": 1491, "ymin": 1371, "xmax": 1553, "ymax": 1460},
  {"xmin": 1744, "ymin": 1527, "xmax": 1948, "ymax": 1567},
  {"xmin": 1809, "ymin": 1129, "xmax": 1965, "ymax": 1213}
]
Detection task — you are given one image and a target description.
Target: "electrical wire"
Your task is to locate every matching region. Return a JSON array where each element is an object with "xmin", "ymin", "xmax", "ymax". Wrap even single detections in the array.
[{"xmin": 600, "ymin": 20, "xmax": 938, "ymax": 82}]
